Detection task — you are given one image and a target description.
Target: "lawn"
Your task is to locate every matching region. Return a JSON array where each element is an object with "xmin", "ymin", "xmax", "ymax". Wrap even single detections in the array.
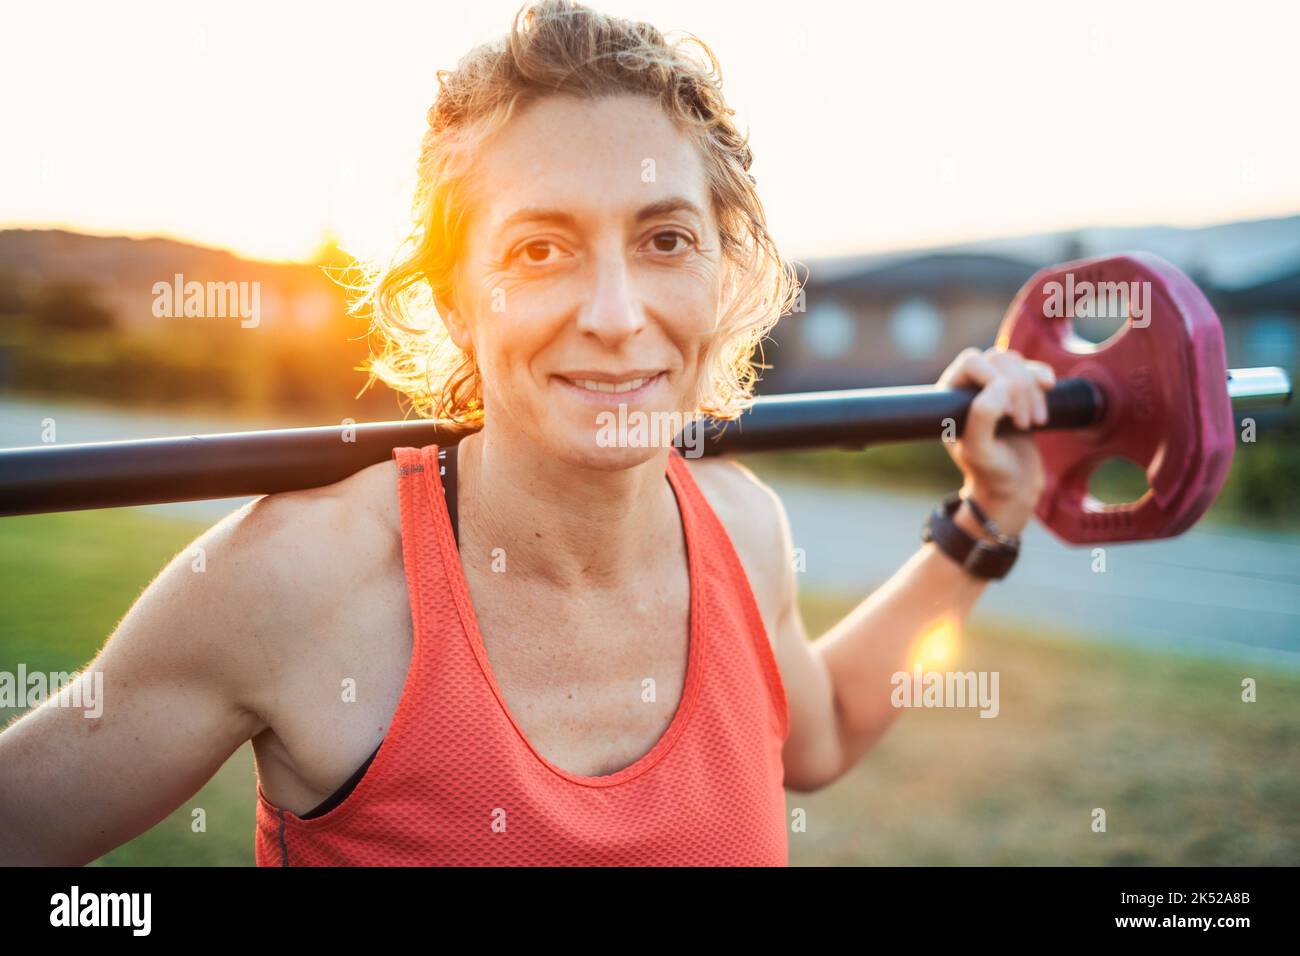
[
  {"xmin": 2, "ymin": 509, "xmax": 1297, "ymax": 866},
  {"xmin": 792, "ymin": 595, "xmax": 1299, "ymax": 865}
]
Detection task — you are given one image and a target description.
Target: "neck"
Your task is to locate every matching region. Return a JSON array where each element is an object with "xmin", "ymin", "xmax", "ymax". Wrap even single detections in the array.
[{"xmin": 456, "ymin": 427, "xmax": 682, "ymax": 589}]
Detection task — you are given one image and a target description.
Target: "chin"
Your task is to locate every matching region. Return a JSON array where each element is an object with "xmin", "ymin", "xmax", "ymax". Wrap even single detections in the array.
[
  {"xmin": 522, "ymin": 373, "xmax": 698, "ymax": 471},
  {"xmin": 567, "ymin": 440, "xmax": 668, "ymax": 473},
  {"xmin": 536, "ymin": 411, "xmax": 665, "ymax": 471},
  {"xmin": 526, "ymin": 401, "xmax": 680, "ymax": 472}
]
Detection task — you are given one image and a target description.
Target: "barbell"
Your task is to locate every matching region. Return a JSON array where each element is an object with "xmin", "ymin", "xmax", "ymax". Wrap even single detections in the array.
[{"xmin": 0, "ymin": 252, "xmax": 1291, "ymax": 544}]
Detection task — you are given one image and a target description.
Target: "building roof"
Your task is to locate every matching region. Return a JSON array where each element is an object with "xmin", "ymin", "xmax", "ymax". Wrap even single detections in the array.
[{"xmin": 801, "ymin": 214, "xmax": 1300, "ymax": 297}]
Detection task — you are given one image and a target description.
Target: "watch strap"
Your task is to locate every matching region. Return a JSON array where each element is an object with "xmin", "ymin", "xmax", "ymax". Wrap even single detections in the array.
[{"xmin": 921, "ymin": 492, "xmax": 1019, "ymax": 580}]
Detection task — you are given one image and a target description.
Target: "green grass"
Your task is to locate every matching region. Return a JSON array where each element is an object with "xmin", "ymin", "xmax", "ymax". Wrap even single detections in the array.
[
  {"xmin": 1, "ymin": 509, "xmax": 200, "ymax": 671},
  {"xmin": 2, "ymin": 510, "xmax": 1297, "ymax": 866},
  {"xmin": 0, "ymin": 509, "xmax": 259, "ymax": 866},
  {"xmin": 790, "ymin": 595, "xmax": 1300, "ymax": 865}
]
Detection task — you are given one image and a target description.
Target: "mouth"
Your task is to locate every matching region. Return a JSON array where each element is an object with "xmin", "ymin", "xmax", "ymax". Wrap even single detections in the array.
[{"xmin": 551, "ymin": 370, "xmax": 668, "ymax": 404}]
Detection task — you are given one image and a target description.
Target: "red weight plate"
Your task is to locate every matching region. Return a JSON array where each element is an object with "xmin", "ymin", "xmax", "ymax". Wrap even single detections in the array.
[{"xmin": 996, "ymin": 253, "xmax": 1234, "ymax": 544}]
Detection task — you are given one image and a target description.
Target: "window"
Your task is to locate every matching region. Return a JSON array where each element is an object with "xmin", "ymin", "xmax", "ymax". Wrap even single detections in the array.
[
  {"xmin": 889, "ymin": 296, "xmax": 944, "ymax": 360},
  {"xmin": 802, "ymin": 298, "xmax": 856, "ymax": 359}
]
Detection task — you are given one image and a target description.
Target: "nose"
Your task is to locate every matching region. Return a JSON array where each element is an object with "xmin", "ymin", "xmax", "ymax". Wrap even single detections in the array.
[{"xmin": 576, "ymin": 249, "xmax": 646, "ymax": 346}]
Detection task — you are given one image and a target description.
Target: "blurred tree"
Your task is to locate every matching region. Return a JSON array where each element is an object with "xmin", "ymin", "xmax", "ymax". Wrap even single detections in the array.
[
  {"xmin": 33, "ymin": 280, "xmax": 116, "ymax": 331},
  {"xmin": 0, "ymin": 269, "xmax": 33, "ymax": 314}
]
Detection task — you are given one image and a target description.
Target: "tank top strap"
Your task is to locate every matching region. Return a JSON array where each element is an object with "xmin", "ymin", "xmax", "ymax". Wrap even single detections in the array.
[
  {"xmin": 664, "ymin": 449, "xmax": 791, "ymax": 742},
  {"xmin": 390, "ymin": 445, "xmax": 464, "ymax": 665}
]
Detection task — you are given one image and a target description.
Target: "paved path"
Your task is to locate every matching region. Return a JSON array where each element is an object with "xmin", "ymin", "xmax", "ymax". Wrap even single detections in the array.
[{"xmin": 767, "ymin": 477, "xmax": 1300, "ymax": 669}]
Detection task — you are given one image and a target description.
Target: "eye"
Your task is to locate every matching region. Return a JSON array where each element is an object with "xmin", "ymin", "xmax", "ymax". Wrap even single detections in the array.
[
  {"xmin": 513, "ymin": 239, "xmax": 565, "ymax": 266},
  {"xmin": 646, "ymin": 230, "xmax": 693, "ymax": 254}
]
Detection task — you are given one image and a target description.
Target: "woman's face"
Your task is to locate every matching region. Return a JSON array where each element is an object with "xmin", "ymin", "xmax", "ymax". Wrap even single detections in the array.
[{"xmin": 446, "ymin": 93, "xmax": 723, "ymax": 470}]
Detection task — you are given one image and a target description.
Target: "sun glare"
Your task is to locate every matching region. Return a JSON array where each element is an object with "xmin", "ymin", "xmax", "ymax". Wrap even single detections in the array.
[{"xmin": 910, "ymin": 617, "xmax": 960, "ymax": 671}]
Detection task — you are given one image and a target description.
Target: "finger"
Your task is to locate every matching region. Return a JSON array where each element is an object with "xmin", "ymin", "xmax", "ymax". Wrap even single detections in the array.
[
  {"xmin": 964, "ymin": 377, "xmax": 1013, "ymax": 452},
  {"xmin": 1015, "ymin": 375, "xmax": 1034, "ymax": 430},
  {"xmin": 1010, "ymin": 359, "xmax": 1055, "ymax": 425},
  {"xmin": 938, "ymin": 348, "xmax": 998, "ymax": 389},
  {"xmin": 990, "ymin": 352, "xmax": 1034, "ymax": 429},
  {"xmin": 1030, "ymin": 376, "xmax": 1048, "ymax": 425},
  {"xmin": 1012, "ymin": 362, "xmax": 1042, "ymax": 428},
  {"xmin": 1027, "ymin": 361, "xmax": 1057, "ymax": 388}
]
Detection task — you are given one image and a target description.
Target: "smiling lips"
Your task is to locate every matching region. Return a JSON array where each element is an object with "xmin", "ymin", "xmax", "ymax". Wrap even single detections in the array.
[
  {"xmin": 553, "ymin": 370, "xmax": 667, "ymax": 401},
  {"xmin": 569, "ymin": 375, "xmax": 652, "ymax": 393}
]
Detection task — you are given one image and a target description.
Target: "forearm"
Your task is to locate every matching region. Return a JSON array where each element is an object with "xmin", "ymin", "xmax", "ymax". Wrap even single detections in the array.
[
  {"xmin": 790, "ymin": 344, "xmax": 1051, "ymax": 789},
  {"xmin": 813, "ymin": 499, "xmax": 1007, "ymax": 777}
]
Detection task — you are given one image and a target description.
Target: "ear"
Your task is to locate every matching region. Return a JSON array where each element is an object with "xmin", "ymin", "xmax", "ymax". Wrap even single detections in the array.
[{"xmin": 432, "ymin": 283, "xmax": 473, "ymax": 354}]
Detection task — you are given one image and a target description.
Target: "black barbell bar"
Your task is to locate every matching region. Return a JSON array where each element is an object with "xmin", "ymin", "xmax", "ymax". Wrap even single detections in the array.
[{"xmin": 0, "ymin": 367, "xmax": 1289, "ymax": 518}]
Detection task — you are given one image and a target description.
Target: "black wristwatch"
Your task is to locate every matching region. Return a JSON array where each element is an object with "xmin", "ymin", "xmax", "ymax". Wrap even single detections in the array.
[{"xmin": 921, "ymin": 491, "xmax": 1020, "ymax": 580}]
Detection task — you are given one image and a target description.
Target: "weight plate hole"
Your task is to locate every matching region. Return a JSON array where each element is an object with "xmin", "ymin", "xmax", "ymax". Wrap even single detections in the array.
[
  {"xmin": 1072, "ymin": 298, "xmax": 1130, "ymax": 347},
  {"xmin": 1088, "ymin": 455, "xmax": 1150, "ymax": 506}
]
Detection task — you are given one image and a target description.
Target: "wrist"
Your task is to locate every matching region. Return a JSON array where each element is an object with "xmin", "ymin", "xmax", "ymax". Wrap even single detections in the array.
[
  {"xmin": 921, "ymin": 492, "xmax": 1021, "ymax": 580},
  {"xmin": 953, "ymin": 500, "xmax": 993, "ymax": 541},
  {"xmin": 961, "ymin": 482, "xmax": 1036, "ymax": 536}
]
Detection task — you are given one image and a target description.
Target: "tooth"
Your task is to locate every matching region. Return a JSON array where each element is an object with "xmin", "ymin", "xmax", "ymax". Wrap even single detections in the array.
[{"xmin": 569, "ymin": 375, "xmax": 653, "ymax": 393}]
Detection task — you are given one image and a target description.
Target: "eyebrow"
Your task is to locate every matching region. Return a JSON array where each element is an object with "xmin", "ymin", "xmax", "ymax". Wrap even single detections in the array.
[{"xmin": 498, "ymin": 197, "xmax": 706, "ymax": 231}]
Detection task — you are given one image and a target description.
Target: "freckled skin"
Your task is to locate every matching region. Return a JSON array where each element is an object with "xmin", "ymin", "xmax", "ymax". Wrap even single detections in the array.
[
  {"xmin": 443, "ymin": 94, "xmax": 724, "ymax": 473},
  {"xmin": 0, "ymin": 94, "xmax": 1051, "ymax": 865}
]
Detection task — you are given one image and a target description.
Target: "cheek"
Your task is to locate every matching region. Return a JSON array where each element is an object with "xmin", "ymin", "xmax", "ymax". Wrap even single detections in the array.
[
  {"xmin": 466, "ymin": 293, "xmax": 560, "ymax": 405},
  {"xmin": 653, "ymin": 270, "xmax": 722, "ymax": 361},
  {"xmin": 466, "ymin": 256, "xmax": 723, "ymax": 372},
  {"xmin": 475, "ymin": 315, "xmax": 542, "ymax": 382},
  {"xmin": 637, "ymin": 251, "xmax": 722, "ymax": 329}
]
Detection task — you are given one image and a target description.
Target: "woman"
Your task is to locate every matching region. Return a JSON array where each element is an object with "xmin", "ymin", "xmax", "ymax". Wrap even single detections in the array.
[{"xmin": 0, "ymin": 0, "xmax": 1054, "ymax": 866}]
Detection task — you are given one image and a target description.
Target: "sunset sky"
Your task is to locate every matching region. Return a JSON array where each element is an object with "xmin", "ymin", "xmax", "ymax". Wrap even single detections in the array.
[{"xmin": 2, "ymin": 0, "xmax": 1297, "ymax": 264}]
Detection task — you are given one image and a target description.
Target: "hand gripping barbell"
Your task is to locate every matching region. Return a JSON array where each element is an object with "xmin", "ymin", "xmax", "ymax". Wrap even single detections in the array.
[{"xmin": 0, "ymin": 253, "xmax": 1290, "ymax": 544}]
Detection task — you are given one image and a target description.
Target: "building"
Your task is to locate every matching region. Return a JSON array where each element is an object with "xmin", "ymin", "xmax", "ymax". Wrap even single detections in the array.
[{"xmin": 761, "ymin": 215, "xmax": 1300, "ymax": 395}]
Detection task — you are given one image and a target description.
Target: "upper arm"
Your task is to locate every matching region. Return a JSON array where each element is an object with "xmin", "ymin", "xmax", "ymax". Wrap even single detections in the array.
[
  {"xmin": 0, "ymin": 486, "xmax": 350, "ymax": 865},
  {"xmin": 688, "ymin": 458, "xmax": 843, "ymax": 791}
]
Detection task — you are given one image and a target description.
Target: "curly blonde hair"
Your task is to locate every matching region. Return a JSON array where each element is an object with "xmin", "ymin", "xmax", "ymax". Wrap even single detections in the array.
[{"xmin": 353, "ymin": 0, "xmax": 801, "ymax": 426}]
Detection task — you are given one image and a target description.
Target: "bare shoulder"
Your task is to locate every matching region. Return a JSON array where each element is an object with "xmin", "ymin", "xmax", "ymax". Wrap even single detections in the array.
[
  {"xmin": 163, "ymin": 458, "xmax": 404, "ymax": 700},
  {"xmin": 229, "ymin": 458, "xmax": 400, "ymax": 554},
  {"xmin": 681, "ymin": 456, "xmax": 795, "ymax": 632},
  {"xmin": 218, "ymin": 458, "xmax": 402, "ymax": 605},
  {"xmin": 683, "ymin": 456, "xmax": 785, "ymax": 539}
]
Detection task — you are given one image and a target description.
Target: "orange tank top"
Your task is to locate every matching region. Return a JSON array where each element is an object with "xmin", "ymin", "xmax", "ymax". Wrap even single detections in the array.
[{"xmin": 254, "ymin": 444, "xmax": 790, "ymax": 866}]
